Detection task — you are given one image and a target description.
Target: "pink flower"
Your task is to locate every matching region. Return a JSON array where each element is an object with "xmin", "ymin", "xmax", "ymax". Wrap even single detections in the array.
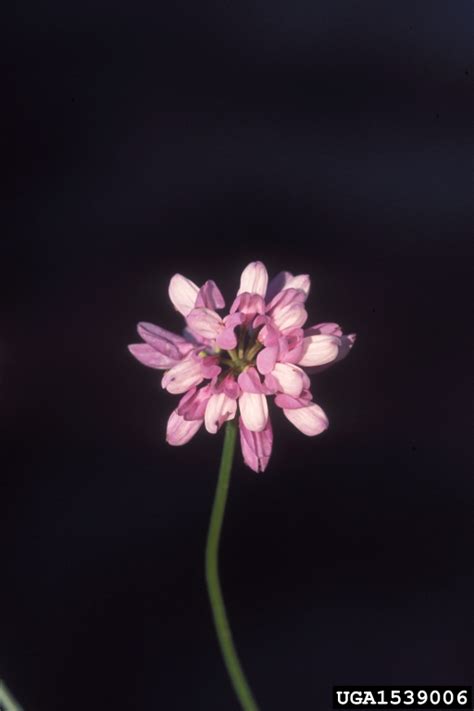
[{"xmin": 129, "ymin": 261, "xmax": 355, "ymax": 472}]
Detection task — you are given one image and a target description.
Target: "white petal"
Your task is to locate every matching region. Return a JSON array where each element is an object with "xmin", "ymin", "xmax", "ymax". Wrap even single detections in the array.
[
  {"xmin": 239, "ymin": 392, "xmax": 269, "ymax": 432},
  {"xmin": 271, "ymin": 363, "xmax": 305, "ymax": 396},
  {"xmin": 298, "ymin": 334, "xmax": 340, "ymax": 367},
  {"xmin": 168, "ymin": 274, "xmax": 200, "ymax": 316},
  {"xmin": 204, "ymin": 393, "xmax": 237, "ymax": 433},
  {"xmin": 284, "ymin": 274, "xmax": 310, "ymax": 295},
  {"xmin": 272, "ymin": 303, "xmax": 308, "ymax": 332},
  {"xmin": 166, "ymin": 409, "xmax": 202, "ymax": 445},
  {"xmin": 161, "ymin": 358, "xmax": 203, "ymax": 394},
  {"xmin": 283, "ymin": 403, "xmax": 329, "ymax": 436},
  {"xmin": 237, "ymin": 261, "xmax": 268, "ymax": 297}
]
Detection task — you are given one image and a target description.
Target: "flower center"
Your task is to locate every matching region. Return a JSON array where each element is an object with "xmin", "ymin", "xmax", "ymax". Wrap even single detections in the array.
[{"xmin": 218, "ymin": 325, "xmax": 263, "ymax": 375}]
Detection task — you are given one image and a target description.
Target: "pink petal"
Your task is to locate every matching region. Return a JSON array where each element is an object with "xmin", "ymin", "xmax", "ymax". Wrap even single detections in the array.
[
  {"xmin": 218, "ymin": 312, "xmax": 245, "ymax": 348},
  {"xmin": 216, "ymin": 326, "xmax": 238, "ymax": 349},
  {"xmin": 305, "ymin": 322, "xmax": 343, "ymax": 337},
  {"xmin": 303, "ymin": 333, "xmax": 357, "ymax": 373},
  {"xmin": 284, "ymin": 274, "xmax": 310, "ymax": 295},
  {"xmin": 161, "ymin": 357, "xmax": 204, "ymax": 394},
  {"xmin": 204, "ymin": 393, "xmax": 237, "ymax": 433},
  {"xmin": 223, "ymin": 376, "xmax": 241, "ymax": 399},
  {"xmin": 254, "ymin": 315, "xmax": 280, "ymax": 346},
  {"xmin": 266, "ymin": 272, "xmax": 310, "ymax": 301},
  {"xmin": 256, "ymin": 344, "xmax": 279, "ymax": 375},
  {"xmin": 271, "ymin": 362, "xmax": 307, "ymax": 397},
  {"xmin": 283, "ymin": 402, "xmax": 329, "ymax": 436},
  {"xmin": 238, "ymin": 392, "xmax": 269, "ymax": 432},
  {"xmin": 237, "ymin": 261, "xmax": 268, "ymax": 297},
  {"xmin": 266, "ymin": 287, "xmax": 306, "ymax": 314},
  {"xmin": 274, "ymin": 391, "xmax": 312, "ymax": 409},
  {"xmin": 230, "ymin": 293, "xmax": 266, "ymax": 318},
  {"xmin": 298, "ymin": 334, "xmax": 340, "ymax": 367},
  {"xmin": 265, "ymin": 271, "xmax": 293, "ymax": 301},
  {"xmin": 177, "ymin": 383, "xmax": 213, "ymax": 420},
  {"xmin": 128, "ymin": 343, "xmax": 178, "ymax": 370},
  {"xmin": 277, "ymin": 329, "xmax": 305, "ymax": 364},
  {"xmin": 168, "ymin": 274, "xmax": 200, "ymax": 317},
  {"xmin": 166, "ymin": 409, "xmax": 202, "ymax": 445},
  {"xmin": 214, "ymin": 375, "xmax": 241, "ymax": 399},
  {"xmin": 200, "ymin": 355, "xmax": 221, "ymax": 379},
  {"xmin": 271, "ymin": 303, "xmax": 308, "ymax": 333},
  {"xmin": 137, "ymin": 322, "xmax": 181, "ymax": 360},
  {"xmin": 238, "ymin": 367, "xmax": 265, "ymax": 393},
  {"xmin": 239, "ymin": 416, "xmax": 273, "ymax": 473},
  {"xmin": 186, "ymin": 307, "xmax": 223, "ymax": 340},
  {"xmin": 263, "ymin": 372, "xmax": 279, "ymax": 393},
  {"xmin": 195, "ymin": 280, "xmax": 225, "ymax": 310}
]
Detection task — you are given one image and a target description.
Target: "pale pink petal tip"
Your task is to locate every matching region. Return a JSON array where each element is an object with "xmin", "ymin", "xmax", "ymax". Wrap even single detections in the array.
[
  {"xmin": 196, "ymin": 280, "xmax": 225, "ymax": 310},
  {"xmin": 161, "ymin": 357, "xmax": 204, "ymax": 394},
  {"xmin": 166, "ymin": 409, "xmax": 202, "ymax": 445},
  {"xmin": 237, "ymin": 261, "xmax": 269, "ymax": 297},
  {"xmin": 239, "ymin": 417, "xmax": 273, "ymax": 472},
  {"xmin": 186, "ymin": 307, "xmax": 223, "ymax": 340},
  {"xmin": 239, "ymin": 391, "xmax": 269, "ymax": 432},
  {"xmin": 283, "ymin": 402, "xmax": 329, "ymax": 436},
  {"xmin": 128, "ymin": 343, "xmax": 177, "ymax": 370},
  {"xmin": 168, "ymin": 274, "xmax": 200, "ymax": 316},
  {"xmin": 204, "ymin": 393, "xmax": 237, "ymax": 433},
  {"xmin": 298, "ymin": 334, "xmax": 340, "ymax": 367}
]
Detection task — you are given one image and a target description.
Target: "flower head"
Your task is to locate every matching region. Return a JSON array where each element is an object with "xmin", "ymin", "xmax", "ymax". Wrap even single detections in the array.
[{"xmin": 129, "ymin": 261, "xmax": 355, "ymax": 472}]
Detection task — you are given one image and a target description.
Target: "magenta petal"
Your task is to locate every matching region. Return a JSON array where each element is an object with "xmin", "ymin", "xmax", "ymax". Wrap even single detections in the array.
[
  {"xmin": 230, "ymin": 293, "xmax": 266, "ymax": 317},
  {"xmin": 274, "ymin": 392, "xmax": 312, "ymax": 409},
  {"xmin": 128, "ymin": 344, "xmax": 178, "ymax": 370},
  {"xmin": 137, "ymin": 322, "xmax": 181, "ymax": 360},
  {"xmin": 177, "ymin": 383, "xmax": 213, "ymax": 420},
  {"xmin": 305, "ymin": 322, "xmax": 343, "ymax": 337},
  {"xmin": 223, "ymin": 376, "xmax": 240, "ymax": 399},
  {"xmin": 256, "ymin": 345, "xmax": 279, "ymax": 375},
  {"xmin": 255, "ymin": 316, "xmax": 280, "ymax": 346},
  {"xmin": 216, "ymin": 327, "xmax": 237, "ymax": 350},
  {"xmin": 238, "ymin": 367, "xmax": 265, "ymax": 393},
  {"xmin": 200, "ymin": 356, "xmax": 221, "ymax": 379},
  {"xmin": 196, "ymin": 280, "xmax": 225, "ymax": 310},
  {"xmin": 263, "ymin": 372, "xmax": 279, "ymax": 393},
  {"xmin": 214, "ymin": 375, "xmax": 240, "ymax": 399},
  {"xmin": 166, "ymin": 409, "xmax": 202, "ymax": 445},
  {"xmin": 186, "ymin": 307, "xmax": 223, "ymax": 340},
  {"xmin": 239, "ymin": 416, "xmax": 273, "ymax": 473},
  {"xmin": 266, "ymin": 287, "xmax": 306, "ymax": 313}
]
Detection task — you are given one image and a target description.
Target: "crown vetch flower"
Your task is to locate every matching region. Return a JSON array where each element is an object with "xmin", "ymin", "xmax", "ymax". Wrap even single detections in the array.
[{"xmin": 129, "ymin": 261, "xmax": 355, "ymax": 472}]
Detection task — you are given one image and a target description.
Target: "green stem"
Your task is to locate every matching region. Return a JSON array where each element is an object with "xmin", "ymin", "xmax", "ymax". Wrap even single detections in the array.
[{"xmin": 205, "ymin": 420, "xmax": 260, "ymax": 711}]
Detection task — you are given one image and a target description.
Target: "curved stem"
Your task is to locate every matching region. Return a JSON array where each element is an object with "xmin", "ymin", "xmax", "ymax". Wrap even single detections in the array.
[{"xmin": 205, "ymin": 420, "xmax": 260, "ymax": 711}]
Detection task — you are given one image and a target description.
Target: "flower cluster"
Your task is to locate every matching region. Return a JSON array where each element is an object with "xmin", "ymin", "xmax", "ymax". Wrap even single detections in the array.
[{"xmin": 129, "ymin": 261, "xmax": 355, "ymax": 472}]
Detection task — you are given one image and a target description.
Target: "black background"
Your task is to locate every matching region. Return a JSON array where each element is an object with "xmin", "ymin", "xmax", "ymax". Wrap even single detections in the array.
[{"xmin": 2, "ymin": 1, "xmax": 473, "ymax": 709}]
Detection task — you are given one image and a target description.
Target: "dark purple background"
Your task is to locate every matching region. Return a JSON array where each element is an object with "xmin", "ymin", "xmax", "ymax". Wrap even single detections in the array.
[{"xmin": 2, "ymin": 1, "xmax": 473, "ymax": 709}]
